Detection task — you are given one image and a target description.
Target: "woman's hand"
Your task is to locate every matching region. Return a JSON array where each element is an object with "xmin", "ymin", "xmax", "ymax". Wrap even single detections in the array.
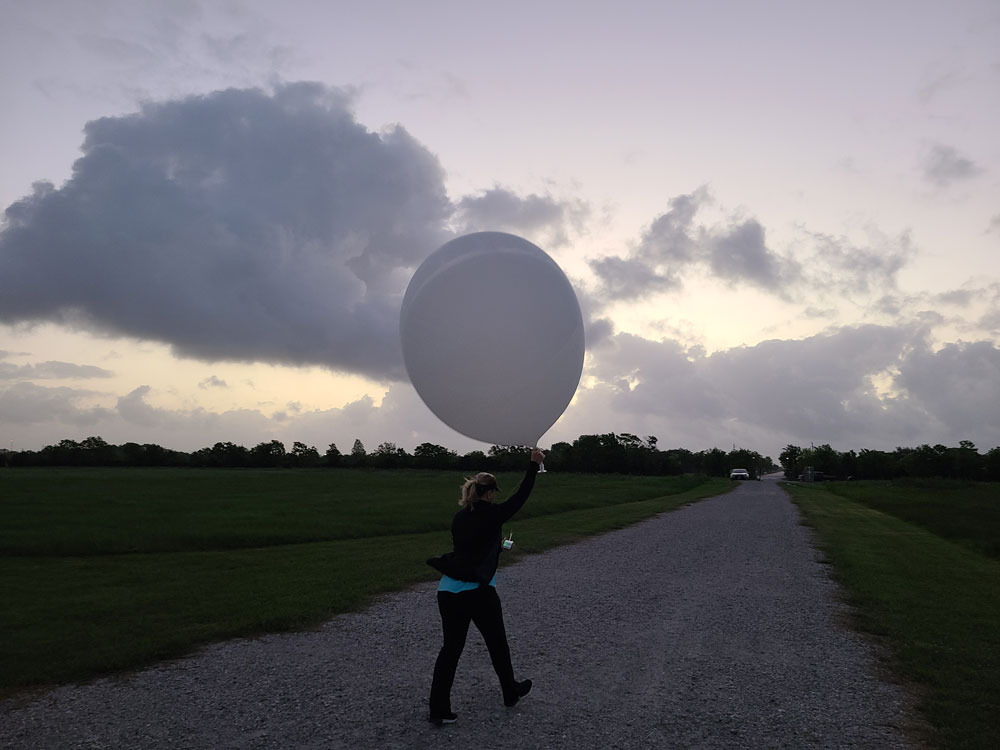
[{"xmin": 530, "ymin": 447, "xmax": 546, "ymax": 465}]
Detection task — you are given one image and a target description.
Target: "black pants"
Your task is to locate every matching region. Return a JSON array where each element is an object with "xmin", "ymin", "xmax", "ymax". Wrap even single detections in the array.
[{"xmin": 429, "ymin": 586, "xmax": 516, "ymax": 713}]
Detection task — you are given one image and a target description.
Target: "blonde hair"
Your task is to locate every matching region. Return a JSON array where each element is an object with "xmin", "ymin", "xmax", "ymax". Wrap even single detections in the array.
[{"xmin": 459, "ymin": 472, "xmax": 498, "ymax": 508}]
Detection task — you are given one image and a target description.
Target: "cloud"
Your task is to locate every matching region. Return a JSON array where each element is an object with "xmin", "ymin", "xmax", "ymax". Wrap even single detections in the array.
[
  {"xmin": 802, "ymin": 229, "xmax": 911, "ymax": 297},
  {"xmin": 586, "ymin": 189, "xmax": 913, "ymax": 323},
  {"xmin": 555, "ymin": 322, "xmax": 1000, "ymax": 457},
  {"xmin": 588, "ymin": 189, "xmax": 705, "ymax": 303},
  {"xmin": 895, "ymin": 340, "xmax": 1000, "ymax": 441},
  {"xmin": 453, "ymin": 187, "xmax": 589, "ymax": 248},
  {"xmin": 198, "ymin": 375, "xmax": 228, "ymax": 389},
  {"xmin": 922, "ymin": 143, "xmax": 983, "ymax": 186},
  {"xmin": 633, "ymin": 189, "xmax": 705, "ymax": 265},
  {"xmin": 586, "ymin": 256, "xmax": 680, "ymax": 302},
  {"xmin": 0, "ymin": 381, "xmax": 112, "ymax": 426},
  {"xmin": 0, "ymin": 83, "xmax": 453, "ymax": 381},
  {"xmin": 708, "ymin": 219, "xmax": 799, "ymax": 291},
  {"xmin": 0, "ymin": 83, "xmax": 604, "ymax": 382},
  {"xmin": 0, "ymin": 360, "xmax": 114, "ymax": 380},
  {"xmin": 5, "ymin": 324, "xmax": 1000, "ymax": 457},
  {"xmin": 587, "ymin": 188, "xmax": 805, "ymax": 303}
]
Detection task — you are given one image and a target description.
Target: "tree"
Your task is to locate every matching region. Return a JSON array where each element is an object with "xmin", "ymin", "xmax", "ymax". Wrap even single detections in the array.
[
  {"xmin": 701, "ymin": 447, "xmax": 728, "ymax": 477},
  {"xmin": 325, "ymin": 442, "xmax": 343, "ymax": 467},
  {"xmin": 857, "ymin": 448, "xmax": 895, "ymax": 479},
  {"xmin": 200, "ymin": 441, "xmax": 249, "ymax": 467},
  {"xmin": 291, "ymin": 442, "xmax": 321, "ymax": 467},
  {"xmin": 779, "ymin": 444, "xmax": 803, "ymax": 479},
  {"xmin": 414, "ymin": 443, "xmax": 457, "ymax": 469},
  {"xmin": 544, "ymin": 441, "xmax": 573, "ymax": 471},
  {"xmin": 459, "ymin": 450, "xmax": 488, "ymax": 470},
  {"xmin": 803, "ymin": 444, "xmax": 838, "ymax": 476},
  {"xmin": 250, "ymin": 440, "xmax": 286, "ymax": 468},
  {"xmin": 372, "ymin": 442, "xmax": 410, "ymax": 468},
  {"xmin": 985, "ymin": 447, "xmax": 1000, "ymax": 481},
  {"xmin": 348, "ymin": 439, "xmax": 368, "ymax": 467},
  {"xmin": 488, "ymin": 445, "xmax": 529, "ymax": 471},
  {"xmin": 951, "ymin": 440, "xmax": 981, "ymax": 480}
]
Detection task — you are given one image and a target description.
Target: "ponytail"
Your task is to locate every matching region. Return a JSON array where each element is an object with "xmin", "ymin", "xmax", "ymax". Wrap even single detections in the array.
[{"xmin": 459, "ymin": 472, "xmax": 498, "ymax": 508}]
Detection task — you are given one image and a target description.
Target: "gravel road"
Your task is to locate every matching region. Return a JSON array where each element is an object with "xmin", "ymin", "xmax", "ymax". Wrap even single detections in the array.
[{"xmin": 2, "ymin": 477, "xmax": 915, "ymax": 749}]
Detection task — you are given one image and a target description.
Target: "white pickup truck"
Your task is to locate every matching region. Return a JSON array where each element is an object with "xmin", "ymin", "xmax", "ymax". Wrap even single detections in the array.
[{"xmin": 729, "ymin": 468, "xmax": 750, "ymax": 480}]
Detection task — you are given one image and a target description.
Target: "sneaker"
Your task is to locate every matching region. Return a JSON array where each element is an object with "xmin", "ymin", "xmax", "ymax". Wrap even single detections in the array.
[
  {"xmin": 504, "ymin": 679, "xmax": 532, "ymax": 707},
  {"xmin": 427, "ymin": 710, "xmax": 457, "ymax": 726}
]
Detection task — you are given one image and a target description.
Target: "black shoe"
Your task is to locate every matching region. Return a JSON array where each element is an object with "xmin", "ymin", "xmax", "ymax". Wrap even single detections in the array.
[
  {"xmin": 504, "ymin": 679, "xmax": 532, "ymax": 707},
  {"xmin": 428, "ymin": 710, "xmax": 457, "ymax": 726}
]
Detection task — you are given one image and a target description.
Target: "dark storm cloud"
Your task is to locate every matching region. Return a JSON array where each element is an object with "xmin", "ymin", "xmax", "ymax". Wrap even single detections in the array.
[
  {"xmin": 0, "ymin": 83, "xmax": 454, "ymax": 380},
  {"xmin": 453, "ymin": 187, "xmax": 588, "ymax": 247},
  {"xmin": 0, "ymin": 360, "xmax": 114, "ymax": 380},
  {"xmin": 922, "ymin": 143, "xmax": 983, "ymax": 186}
]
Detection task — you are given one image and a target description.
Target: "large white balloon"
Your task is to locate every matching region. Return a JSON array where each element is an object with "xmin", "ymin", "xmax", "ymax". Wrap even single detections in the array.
[{"xmin": 400, "ymin": 232, "xmax": 585, "ymax": 446}]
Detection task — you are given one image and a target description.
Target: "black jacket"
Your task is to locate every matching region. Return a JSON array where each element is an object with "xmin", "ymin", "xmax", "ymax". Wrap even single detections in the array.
[{"xmin": 427, "ymin": 461, "xmax": 539, "ymax": 585}]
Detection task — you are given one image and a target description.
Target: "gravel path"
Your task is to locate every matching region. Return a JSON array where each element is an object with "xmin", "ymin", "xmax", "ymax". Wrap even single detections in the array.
[{"xmin": 1, "ymin": 477, "xmax": 915, "ymax": 749}]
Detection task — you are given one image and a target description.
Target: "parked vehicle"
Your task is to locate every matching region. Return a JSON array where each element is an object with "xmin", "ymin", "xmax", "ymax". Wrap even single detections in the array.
[{"xmin": 729, "ymin": 468, "xmax": 750, "ymax": 480}]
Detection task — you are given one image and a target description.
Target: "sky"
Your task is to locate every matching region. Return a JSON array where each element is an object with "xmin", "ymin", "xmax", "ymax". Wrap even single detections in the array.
[{"xmin": 1, "ymin": 0, "xmax": 998, "ymax": 462}]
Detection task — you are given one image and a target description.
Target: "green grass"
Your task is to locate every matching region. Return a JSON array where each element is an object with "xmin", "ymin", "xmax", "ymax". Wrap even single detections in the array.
[
  {"xmin": 784, "ymin": 481, "xmax": 1000, "ymax": 750},
  {"xmin": 0, "ymin": 468, "xmax": 729, "ymax": 694},
  {"xmin": 822, "ymin": 479, "xmax": 1000, "ymax": 559}
]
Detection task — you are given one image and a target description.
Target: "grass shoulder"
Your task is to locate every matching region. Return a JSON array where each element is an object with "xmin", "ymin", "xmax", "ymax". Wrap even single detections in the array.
[{"xmin": 783, "ymin": 480, "xmax": 1000, "ymax": 750}]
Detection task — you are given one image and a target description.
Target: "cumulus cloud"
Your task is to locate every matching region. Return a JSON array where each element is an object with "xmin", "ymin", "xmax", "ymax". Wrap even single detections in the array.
[
  {"xmin": 583, "ymin": 188, "xmax": 913, "ymax": 307},
  {"xmin": 802, "ymin": 229, "xmax": 911, "ymax": 296},
  {"xmin": 0, "ymin": 381, "xmax": 112, "ymax": 426},
  {"xmin": 0, "ymin": 83, "xmax": 453, "ymax": 380},
  {"xmin": 922, "ymin": 143, "xmax": 983, "ymax": 186},
  {"xmin": 0, "ymin": 83, "xmax": 598, "ymax": 382},
  {"xmin": 198, "ymin": 375, "xmax": 228, "ymax": 389},
  {"xmin": 586, "ymin": 256, "xmax": 680, "ymax": 302},
  {"xmin": 895, "ymin": 340, "xmax": 1000, "ymax": 439},
  {"xmin": 554, "ymin": 323, "xmax": 1000, "ymax": 456},
  {"xmin": 0, "ymin": 359, "xmax": 114, "ymax": 380},
  {"xmin": 708, "ymin": 219, "xmax": 799, "ymax": 291},
  {"xmin": 453, "ymin": 187, "xmax": 588, "ymax": 248},
  {"xmin": 588, "ymin": 189, "xmax": 705, "ymax": 303},
  {"xmin": 5, "ymin": 324, "xmax": 999, "ymax": 456}
]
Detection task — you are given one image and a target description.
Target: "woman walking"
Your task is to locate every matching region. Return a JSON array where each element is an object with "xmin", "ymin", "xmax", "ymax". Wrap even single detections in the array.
[{"xmin": 426, "ymin": 447, "xmax": 545, "ymax": 725}]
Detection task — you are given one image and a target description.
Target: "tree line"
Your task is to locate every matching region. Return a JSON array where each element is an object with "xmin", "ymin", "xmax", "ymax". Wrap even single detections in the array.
[
  {"xmin": 778, "ymin": 441, "xmax": 1000, "ymax": 481},
  {"xmin": 2, "ymin": 433, "xmax": 774, "ymax": 477}
]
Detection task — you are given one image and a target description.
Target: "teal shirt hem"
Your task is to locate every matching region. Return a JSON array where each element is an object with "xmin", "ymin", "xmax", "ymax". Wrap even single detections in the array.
[{"xmin": 438, "ymin": 574, "xmax": 497, "ymax": 592}]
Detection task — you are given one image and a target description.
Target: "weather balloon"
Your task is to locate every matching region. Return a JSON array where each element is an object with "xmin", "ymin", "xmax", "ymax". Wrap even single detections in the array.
[{"xmin": 400, "ymin": 232, "xmax": 584, "ymax": 446}]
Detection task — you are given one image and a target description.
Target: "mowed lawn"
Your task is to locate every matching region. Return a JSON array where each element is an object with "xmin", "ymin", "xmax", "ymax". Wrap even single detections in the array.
[
  {"xmin": 1, "ymin": 468, "xmax": 729, "ymax": 694},
  {"xmin": 785, "ymin": 479, "xmax": 1000, "ymax": 750}
]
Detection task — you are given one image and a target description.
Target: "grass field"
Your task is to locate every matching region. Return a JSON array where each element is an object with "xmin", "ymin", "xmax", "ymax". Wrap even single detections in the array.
[
  {"xmin": 0, "ymin": 467, "xmax": 729, "ymax": 694},
  {"xmin": 784, "ymin": 480, "xmax": 1000, "ymax": 750}
]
